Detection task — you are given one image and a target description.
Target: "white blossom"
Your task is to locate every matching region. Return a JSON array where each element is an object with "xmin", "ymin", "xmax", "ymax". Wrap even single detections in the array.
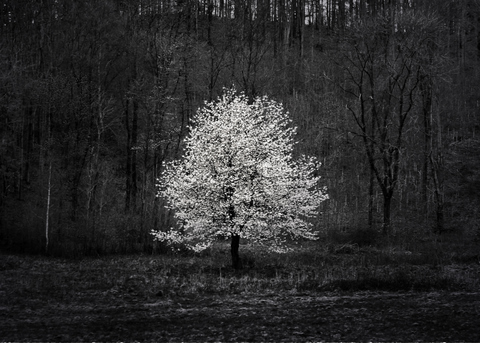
[{"xmin": 151, "ymin": 88, "xmax": 328, "ymax": 252}]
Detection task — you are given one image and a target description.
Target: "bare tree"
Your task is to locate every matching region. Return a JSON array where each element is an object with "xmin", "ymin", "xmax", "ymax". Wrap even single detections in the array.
[{"xmin": 340, "ymin": 10, "xmax": 441, "ymax": 234}]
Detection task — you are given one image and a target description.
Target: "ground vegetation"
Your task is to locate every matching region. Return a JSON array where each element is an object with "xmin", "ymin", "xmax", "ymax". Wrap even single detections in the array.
[{"xmin": 1, "ymin": 242, "xmax": 479, "ymax": 341}]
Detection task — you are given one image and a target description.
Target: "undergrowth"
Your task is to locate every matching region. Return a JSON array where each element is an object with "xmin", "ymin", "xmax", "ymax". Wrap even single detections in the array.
[{"xmin": 1, "ymin": 236, "xmax": 479, "ymax": 298}]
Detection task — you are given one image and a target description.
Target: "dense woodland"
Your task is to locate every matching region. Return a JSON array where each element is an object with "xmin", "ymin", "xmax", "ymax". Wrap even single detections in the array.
[{"xmin": 1, "ymin": 0, "xmax": 480, "ymax": 256}]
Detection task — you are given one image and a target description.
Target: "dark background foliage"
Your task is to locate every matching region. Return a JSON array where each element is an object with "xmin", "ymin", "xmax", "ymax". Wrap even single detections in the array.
[{"xmin": 1, "ymin": 0, "xmax": 479, "ymax": 256}]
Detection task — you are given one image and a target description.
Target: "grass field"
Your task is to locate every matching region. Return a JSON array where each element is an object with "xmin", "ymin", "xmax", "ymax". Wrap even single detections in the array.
[{"xmin": 1, "ymin": 237, "xmax": 480, "ymax": 341}]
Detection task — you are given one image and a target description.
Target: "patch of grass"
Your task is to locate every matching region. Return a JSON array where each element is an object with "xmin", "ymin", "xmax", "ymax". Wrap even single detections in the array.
[
  {"xmin": 328, "ymin": 226, "xmax": 380, "ymax": 247},
  {"xmin": 1, "ymin": 236, "xmax": 479, "ymax": 299},
  {"xmin": 318, "ymin": 264, "xmax": 472, "ymax": 292}
]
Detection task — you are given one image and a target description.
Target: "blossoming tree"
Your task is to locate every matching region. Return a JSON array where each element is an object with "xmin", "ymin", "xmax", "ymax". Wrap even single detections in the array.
[{"xmin": 151, "ymin": 89, "xmax": 328, "ymax": 269}]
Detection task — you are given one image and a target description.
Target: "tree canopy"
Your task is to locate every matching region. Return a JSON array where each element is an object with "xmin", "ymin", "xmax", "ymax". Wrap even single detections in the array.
[{"xmin": 152, "ymin": 89, "xmax": 328, "ymax": 267}]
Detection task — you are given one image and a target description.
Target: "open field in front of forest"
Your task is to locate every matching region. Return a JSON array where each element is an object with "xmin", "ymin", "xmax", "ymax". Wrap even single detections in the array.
[{"xmin": 1, "ymin": 239, "xmax": 480, "ymax": 341}]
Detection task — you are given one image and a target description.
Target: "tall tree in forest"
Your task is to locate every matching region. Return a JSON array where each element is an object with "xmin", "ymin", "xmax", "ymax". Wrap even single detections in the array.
[
  {"xmin": 417, "ymin": 18, "xmax": 450, "ymax": 233},
  {"xmin": 340, "ymin": 10, "xmax": 441, "ymax": 234},
  {"xmin": 230, "ymin": 0, "xmax": 271, "ymax": 98},
  {"xmin": 152, "ymin": 89, "xmax": 328, "ymax": 269}
]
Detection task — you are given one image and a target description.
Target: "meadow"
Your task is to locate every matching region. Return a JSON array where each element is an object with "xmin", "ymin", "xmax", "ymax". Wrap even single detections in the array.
[{"xmin": 1, "ymin": 232, "xmax": 480, "ymax": 341}]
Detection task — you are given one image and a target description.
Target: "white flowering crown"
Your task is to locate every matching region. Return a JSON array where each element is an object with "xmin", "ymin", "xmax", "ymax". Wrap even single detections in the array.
[{"xmin": 151, "ymin": 88, "xmax": 328, "ymax": 252}]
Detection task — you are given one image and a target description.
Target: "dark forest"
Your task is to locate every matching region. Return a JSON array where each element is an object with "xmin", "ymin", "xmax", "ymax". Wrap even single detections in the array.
[{"xmin": 1, "ymin": 0, "xmax": 480, "ymax": 256}]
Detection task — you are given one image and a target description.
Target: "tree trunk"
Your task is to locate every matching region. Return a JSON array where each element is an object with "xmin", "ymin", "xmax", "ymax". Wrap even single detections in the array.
[
  {"xmin": 125, "ymin": 97, "xmax": 138, "ymax": 213},
  {"xmin": 382, "ymin": 191, "xmax": 392, "ymax": 235},
  {"xmin": 431, "ymin": 154, "xmax": 445, "ymax": 233},
  {"xmin": 436, "ymin": 200, "xmax": 444, "ymax": 233},
  {"xmin": 125, "ymin": 98, "xmax": 132, "ymax": 212},
  {"xmin": 368, "ymin": 166, "xmax": 374, "ymax": 228},
  {"xmin": 421, "ymin": 76, "xmax": 433, "ymax": 219},
  {"xmin": 231, "ymin": 234, "xmax": 241, "ymax": 270},
  {"xmin": 45, "ymin": 162, "xmax": 52, "ymax": 254}
]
